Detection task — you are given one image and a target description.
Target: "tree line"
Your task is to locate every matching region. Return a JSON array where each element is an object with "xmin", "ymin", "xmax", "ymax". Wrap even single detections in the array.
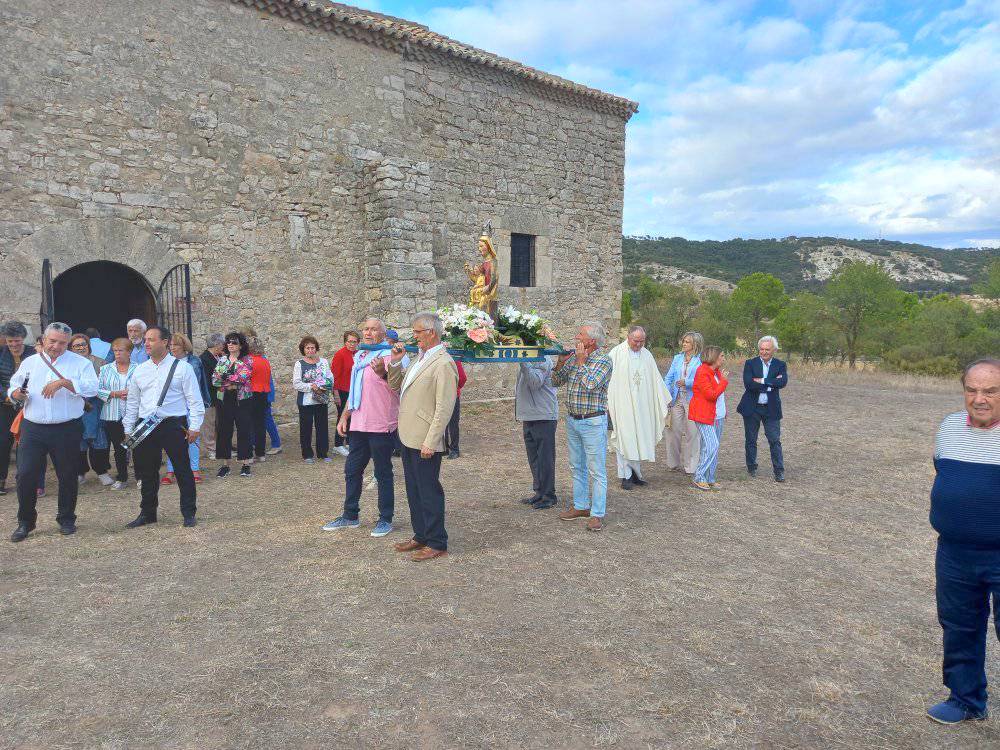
[{"xmin": 624, "ymin": 259, "xmax": 1000, "ymax": 375}]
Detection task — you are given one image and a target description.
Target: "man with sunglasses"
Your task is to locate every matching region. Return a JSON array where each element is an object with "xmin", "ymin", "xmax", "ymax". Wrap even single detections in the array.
[{"xmin": 8, "ymin": 322, "xmax": 99, "ymax": 542}]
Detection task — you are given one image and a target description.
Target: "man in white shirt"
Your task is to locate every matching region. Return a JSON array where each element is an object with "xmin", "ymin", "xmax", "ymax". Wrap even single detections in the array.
[
  {"xmin": 122, "ymin": 325, "xmax": 205, "ymax": 528},
  {"xmin": 8, "ymin": 322, "xmax": 99, "ymax": 542}
]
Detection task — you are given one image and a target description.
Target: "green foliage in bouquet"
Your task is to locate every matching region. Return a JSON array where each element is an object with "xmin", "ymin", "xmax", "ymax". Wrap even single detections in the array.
[{"xmin": 495, "ymin": 305, "xmax": 557, "ymax": 347}]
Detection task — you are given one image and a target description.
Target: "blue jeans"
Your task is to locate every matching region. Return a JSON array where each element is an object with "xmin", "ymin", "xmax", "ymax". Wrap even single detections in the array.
[
  {"xmin": 342, "ymin": 430, "xmax": 396, "ymax": 523},
  {"xmin": 167, "ymin": 437, "xmax": 200, "ymax": 472},
  {"xmin": 935, "ymin": 541, "xmax": 1000, "ymax": 714},
  {"xmin": 566, "ymin": 414, "xmax": 608, "ymax": 518},
  {"xmin": 265, "ymin": 402, "xmax": 281, "ymax": 448},
  {"xmin": 695, "ymin": 419, "xmax": 724, "ymax": 483}
]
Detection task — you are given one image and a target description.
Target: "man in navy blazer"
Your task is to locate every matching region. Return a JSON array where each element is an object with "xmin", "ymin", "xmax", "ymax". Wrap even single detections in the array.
[{"xmin": 736, "ymin": 335, "xmax": 788, "ymax": 482}]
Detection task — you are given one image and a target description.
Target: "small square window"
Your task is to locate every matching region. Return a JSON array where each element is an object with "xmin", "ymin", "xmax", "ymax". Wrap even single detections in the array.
[{"xmin": 510, "ymin": 233, "xmax": 536, "ymax": 287}]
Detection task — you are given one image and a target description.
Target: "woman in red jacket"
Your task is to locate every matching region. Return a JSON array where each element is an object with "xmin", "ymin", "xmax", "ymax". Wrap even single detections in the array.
[
  {"xmin": 330, "ymin": 330, "xmax": 360, "ymax": 456},
  {"xmin": 689, "ymin": 346, "xmax": 728, "ymax": 490},
  {"xmin": 247, "ymin": 337, "xmax": 273, "ymax": 463}
]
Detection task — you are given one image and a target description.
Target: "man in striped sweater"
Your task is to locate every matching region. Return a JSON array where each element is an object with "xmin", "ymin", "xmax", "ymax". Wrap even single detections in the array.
[{"xmin": 927, "ymin": 358, "xmax": 1000, "ymax": 725}]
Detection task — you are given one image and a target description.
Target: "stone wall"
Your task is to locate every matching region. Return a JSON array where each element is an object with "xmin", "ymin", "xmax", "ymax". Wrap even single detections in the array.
[{"xmin": 0, "ymin": 0, "xmax": 628, "ymax": 411}]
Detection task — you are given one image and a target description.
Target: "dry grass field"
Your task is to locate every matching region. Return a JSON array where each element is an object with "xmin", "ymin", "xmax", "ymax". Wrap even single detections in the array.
[{"xmin": 2, "ymin": 366, "xmax": 998, "ymax": 749}]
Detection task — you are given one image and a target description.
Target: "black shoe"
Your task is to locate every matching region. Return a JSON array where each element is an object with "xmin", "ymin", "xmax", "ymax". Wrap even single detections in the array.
[
  {"xmin": 59, "ymin": 523, "xmax": 76, "ymax": 536},
  {"xmin": 531, "ymin": 498, "xmax": 557, "ymax": 510},
  {"xmin": 182, "ymin": 516, "xmax": 197, "ymax": 527},
  {"xmin": 632, "ymin": 476, "xmax": 648, "ymax": 487},
  {"xmin": 447, "ymin": 450, "xmax": 460, "ymax": 459},
  {"xmin": 521, "ymin": 495, "xmax": 542, "ymax": 505},
  {"xmin": 775, "ymin": 473, "xmax": 786, "ymax": 483},
  {"xmin": 621, "ymin": 478, "xmax": 634, "ymax": 490},
  {"xmin": 10, "ymin": 523, "xmax": 33, "ymax": 542},
  {"xmin": 240, "ymin": 464, "xmax": 252, "ymax": 477},
  {"xmin": 125, "ymin": 515, "xmax": 157, "ymax": 529},
  {"xmin": 217, "ymin": 466, "xmax": 231, "ymax": 479},
  {"xmin": 747, "ymin": 467, "xmax": 758, "ymax": 478}
]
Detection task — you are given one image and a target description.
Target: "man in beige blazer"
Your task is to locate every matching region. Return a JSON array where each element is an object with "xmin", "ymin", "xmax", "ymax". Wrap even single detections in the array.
[{"xmin": 386, "ymin": 312, "xmax": 458, "ymax": 561}]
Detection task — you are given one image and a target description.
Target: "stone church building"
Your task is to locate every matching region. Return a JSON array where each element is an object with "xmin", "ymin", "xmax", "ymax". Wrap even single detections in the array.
[{"xmin": 0, "ymin": 0, "xmax": 635, "ymax": 405}]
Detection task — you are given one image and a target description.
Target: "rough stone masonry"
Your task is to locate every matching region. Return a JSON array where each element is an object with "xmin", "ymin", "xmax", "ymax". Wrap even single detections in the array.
[{"xmin": 0, "ymin": 0, "xmax": 636, "ymax": 411}]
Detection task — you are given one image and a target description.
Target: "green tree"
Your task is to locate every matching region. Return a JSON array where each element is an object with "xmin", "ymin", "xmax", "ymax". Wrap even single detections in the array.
[
  {"xmin": 729, "ymin": 272, "xmax": 787, "ymax": 352},
  {"xmin": 636, "ymin": 282, "xmax": 700, "ymax": 350},
  {"xmin": 823, "ymin": 261, "xmax": 906, "ymax": 369},
  {"xmin": 773, "ymin": 292, "xmax": 839, "ymax": 361},
  {"xmin": 620, "ymin": 291, "xmax": 634, "ymax": 326},
  {"xmin": 690, "ymin": 290, "xmax": 737, "ymax": 352},
  {"xmin": 975, "ymin": 259, "xmax": 1000, "ymax": 299}
]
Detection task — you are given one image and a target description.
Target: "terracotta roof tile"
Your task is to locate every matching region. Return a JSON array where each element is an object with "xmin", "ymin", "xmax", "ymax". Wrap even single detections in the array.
[{"xmin": 237, "ymin": 0, "xmax": 639, "ymax": 119}]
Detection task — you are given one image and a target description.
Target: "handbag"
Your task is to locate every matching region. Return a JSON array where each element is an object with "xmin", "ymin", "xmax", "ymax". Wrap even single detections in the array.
[{"xmin": 122, "ymin": 359, "xmax": 180, "ymax": 451}]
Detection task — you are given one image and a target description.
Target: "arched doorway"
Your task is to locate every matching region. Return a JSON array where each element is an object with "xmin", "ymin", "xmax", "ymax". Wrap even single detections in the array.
[{"xmin": 53, "ymin": 261, "xmax": 157, "ymax": 340}]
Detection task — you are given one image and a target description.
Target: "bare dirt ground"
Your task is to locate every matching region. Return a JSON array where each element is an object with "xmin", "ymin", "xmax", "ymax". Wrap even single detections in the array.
[{"xmin": 2, "ymin": 367, "xmax": 998, "ymax": 749}]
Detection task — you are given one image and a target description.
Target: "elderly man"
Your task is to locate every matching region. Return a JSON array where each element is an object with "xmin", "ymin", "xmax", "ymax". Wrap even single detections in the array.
[
  {"xmin": 553, "ymin": 323, "xmax": 613, "ymax": 532},
  {"xmin": 926, "ymin": 358, "xmax": 1000, "ymax": 725},
  {"xmin": 324, "ymin": 318, "xmax": 408, "ymax": 538},
  {"xmin": 199, "ymin": 333, "xmax": 225, "ymax": 458},
  {"xmin": 516, "ymin": 356, "xmax": 559, "ymax": 510},
  {"xmin": 607, "ymin": 325, "xmax": 671, "ymax": 490},
  {"xmin": 8, "ymin": 322, "xmax": 99, "ymax": 541},
  {"xmin": 736, "ymin": 335, "xmax": 788, "ymax": 482},
  {"xmin": 126, "ymin": 319, "xmax": 149, "ymax": 364},
  {"xmin": 0, "ymin": 321, "xmax": 32, "ymax": 496},
  {"xmin": 386, "ymin": 312, "xmax": 458, "ymax": 561},
  {"xmin": 123, "ymin": 326, "xmax": 205, "ymax": 529}
]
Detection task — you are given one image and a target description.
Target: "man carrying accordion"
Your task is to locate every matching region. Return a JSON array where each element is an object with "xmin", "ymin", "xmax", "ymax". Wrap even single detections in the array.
[{"xmin": 122, "ymin": 325, "xmax": 204, "ymax": 529}]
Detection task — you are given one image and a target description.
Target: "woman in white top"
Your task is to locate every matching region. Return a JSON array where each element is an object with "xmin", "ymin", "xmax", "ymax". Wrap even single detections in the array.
[
  {"xmin": 97, "ymin": 337, "xmax": 137, "ymax": 489},
  {"xmin": 292, "ymin": 336, "xmax": 333, "ymax": 463}
]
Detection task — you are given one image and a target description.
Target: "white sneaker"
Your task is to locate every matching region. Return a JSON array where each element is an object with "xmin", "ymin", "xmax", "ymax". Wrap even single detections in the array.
[
  {"xmin": 208, "ymin": 452, "xmax": 216, "ymax": 460},
  {"xmin": 334, "ymin": 446, "xmax": 350, "ymax": 457},
  {"xmin": 97, "ymin": 473, "xmax": 114, "ymax": 486},
  {"xmin": 136, "ymin": 479, "xmax": 142, "ymax": 489},
  {"xmin": 266, "ymin": 446, "xmax": 283, "ymax": 456},
  {"xmin": 78, "ymin": 474, "xmax": 86, "ymax": 485},
  {"xmin": 256, "ymin": 455, "xmax": 266, "ymax": 463},
  {"xmin": 111, "ymin": 480, "xmax": 127, "ymax": 490}
]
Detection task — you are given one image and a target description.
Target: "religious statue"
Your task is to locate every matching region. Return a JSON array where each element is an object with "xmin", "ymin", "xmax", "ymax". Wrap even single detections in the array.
[{"xmin": 464, "ymin": 223, "xmax": 499, "ymax": 319}]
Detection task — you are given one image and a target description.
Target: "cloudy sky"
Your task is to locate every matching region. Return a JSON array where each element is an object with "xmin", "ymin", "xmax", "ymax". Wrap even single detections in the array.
[{"xmin": 356, "ymin": 0, "xmax": 999, "ymax": 248}]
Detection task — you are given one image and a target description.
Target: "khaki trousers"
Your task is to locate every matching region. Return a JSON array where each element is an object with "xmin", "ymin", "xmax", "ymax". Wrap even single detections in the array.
[
  {"xmin": 201, "ymin": 405, "xmax": 217, "ymax": 453},
  {"xmin": 665, "ymin": 398, "xmax": 700, "ymax": 474}
]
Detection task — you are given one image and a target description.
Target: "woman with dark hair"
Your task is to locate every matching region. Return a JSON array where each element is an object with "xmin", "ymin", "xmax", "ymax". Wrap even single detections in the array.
[
  {"xmin": 330, "ymin": 329, "xmax": 360, "ymax": 456},
  {"xmin": 212, "ymin": 332, "xmax": 253, "ymax": 478},
  {"xmin": 69, "ymin": 333, "xmax": 112, "ymax": 486},
  {"xmin": 292, "ymin": 335, "xmax": 332, "ymax": 463}
]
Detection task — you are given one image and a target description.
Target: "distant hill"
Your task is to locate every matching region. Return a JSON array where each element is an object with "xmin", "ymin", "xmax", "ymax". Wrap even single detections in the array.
[{"xmin": 623, "ymin": 236, "xmax": 1000, "ymax": 294}]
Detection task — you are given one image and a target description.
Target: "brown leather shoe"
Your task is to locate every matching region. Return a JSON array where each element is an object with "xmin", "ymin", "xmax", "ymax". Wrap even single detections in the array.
[
  {"xmin": 559, "ymin": 508, "xmax": 590, "ymax": 521},
  {"xmin": 586, "ymin": 516, "xmax": 603, "ymax": 532},
  {"xmin": 411, "ymin": 547, "xmax": 448, "ymax": 562},
  {"xmin": 394, "ymin": 539, "xmax": 426, "ymax": 552}
]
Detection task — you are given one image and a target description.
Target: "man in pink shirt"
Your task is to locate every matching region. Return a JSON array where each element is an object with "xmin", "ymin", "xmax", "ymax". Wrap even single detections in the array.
[{"xmin": 322, "ymin": 318, "xmax": 408, "ymax": 538}]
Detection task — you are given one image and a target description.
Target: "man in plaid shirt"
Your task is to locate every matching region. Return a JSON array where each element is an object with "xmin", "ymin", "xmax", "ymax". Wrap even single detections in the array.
[{"xmin": 551, "ymin": 323, "xmax": 613, "ymax": 532}]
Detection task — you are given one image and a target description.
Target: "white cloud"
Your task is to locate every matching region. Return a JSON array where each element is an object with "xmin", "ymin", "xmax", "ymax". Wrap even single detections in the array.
[
  {"xmin": 744, "ymin": 17, "xmax": 812, "ymax": 58},
  {"xmin": 411, "ymin": 0, "xmax": 1000, "ymax": 243}
]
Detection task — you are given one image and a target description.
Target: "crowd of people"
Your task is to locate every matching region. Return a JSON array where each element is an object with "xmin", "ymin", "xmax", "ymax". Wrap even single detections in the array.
[
  {"xmin": 0, "ymin": 313, "xmax": 785, "ymax": 545},
  {"xmin": 2, "ymin": 313, "xmax": 999, "ymax": 726}
]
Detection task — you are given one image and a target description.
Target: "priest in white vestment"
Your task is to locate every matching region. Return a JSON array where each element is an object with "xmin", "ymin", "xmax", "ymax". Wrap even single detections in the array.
[{"xmin": 607, "ymin": 326, "xmax": 671, "ymax": 489}]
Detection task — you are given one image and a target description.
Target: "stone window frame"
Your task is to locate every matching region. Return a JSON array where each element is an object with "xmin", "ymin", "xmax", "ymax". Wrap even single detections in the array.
[{"xmin": 495, "ymin": 229, "xmax": 552, "ymax": 290}]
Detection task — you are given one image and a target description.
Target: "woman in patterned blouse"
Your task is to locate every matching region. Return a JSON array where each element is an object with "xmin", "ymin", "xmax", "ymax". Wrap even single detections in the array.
[
  {"xmin": 97, "ymin": 337, "xmax": 137, "ymax": 490},
  {"xmin": 212, "ymin": 332, "xmax": 254, "ymax": 478}
]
